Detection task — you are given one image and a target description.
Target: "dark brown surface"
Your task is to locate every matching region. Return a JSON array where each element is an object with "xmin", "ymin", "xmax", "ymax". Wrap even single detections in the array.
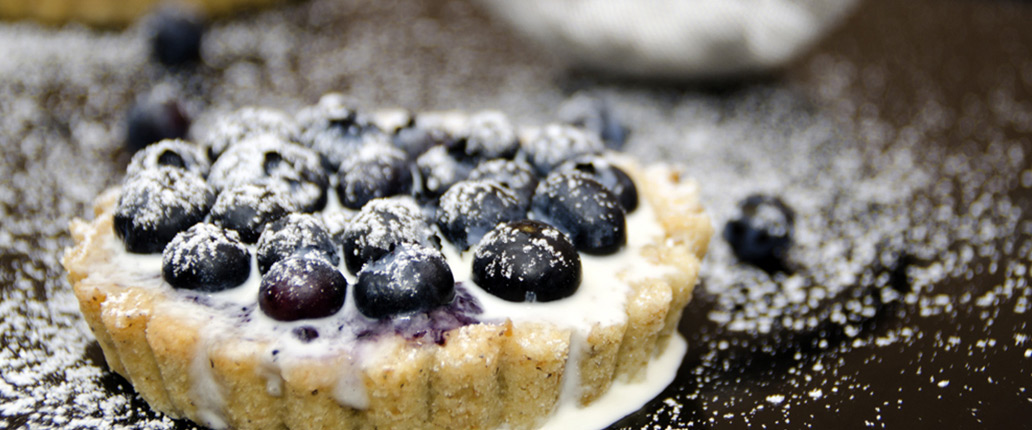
[{"xmin": 1, "ymin": 0, "xmax": 1031, "ymax": 429}]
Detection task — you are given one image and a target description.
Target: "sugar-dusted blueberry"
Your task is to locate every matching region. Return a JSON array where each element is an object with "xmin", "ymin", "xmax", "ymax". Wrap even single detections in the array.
[
  {"xmin": 354, "ymin": 243, "xmax": 455, "ymax": 319},
  {"xmin": 436, "ymin": 180, "xmax": 525, "ymax": 251},
  {"xmin": 148, "ymin": 8, "xmax": 204, "ymax": 67},
  {"xmin": 200, "ymin": 107, "xmax": 299, "ymax": 160},
  {"xmin": 296, "ymin": 94, "xmax": 386, "ymax": 170},
  {"xmin": 556, "ymin": 155, "xmax": 638, "ymax": 213},
  {"xmin": 209, "ymin": 183, "xmax": 294, "ymax": 243},
  {"xmin": 723, "ymin": 194, "xmax": 795, "ymax": 273},
  {"xmin": 415, "ymin": 145, "xmax": 473, "ymax": 201},
  {"xmin": 557, "ymin": 94, "xmax": 629, "ymax": 149},
  {"xmin": 472, "ymin": 220, "xmax": 581, "ymax": 302},
  {"xmin": 531, "ymin": 171, "xmax": 626, "ymax": 255},
  {"xmin": 257, "ymin": 213, "xmax": 340, "ymax": 275},
  {"xmin": 114, "ymin": 167, "xmax": 214, "ymax": 254},
  {"xmin": 521, "ymin": 124, "xmax": 604, "ymax": 176},
  {"xmin": 126, "ymin": 97, "xmax": 190, "ymax": 154},
  {"xmin": 162, "ymin": 223, "xmax": 250, "ymax": 292},
  {"xmin": 320, "ymin": 210, "xmax": 352, "ymax": 249},
  {"xmin": 336, "ymin": 142, "xmax": 414, "ymax": 209},
  {"xmin": 208, "ymin": 134, "xmax": 328, "ymax": 212},
  {"xmin": 126, "ymin": 139, "xmax": 210, "ymax": 179},
  {"xmin": 342, "ymin": 197, "xmax": 440, "ymax": 274},
  {"xmin": 392, "ymin": 115, "xmax": 451, "ymax": 159},
  {"xmin": 259, "ymin": 256, "xmax": 348, "ymax": 322},
  {"xmin": 460, "ymin": 110, "xmax": 519, "ymax": 161},
  {"xmin": 468, "ymin": 159, "xmax": 538, "ymax": 204}
]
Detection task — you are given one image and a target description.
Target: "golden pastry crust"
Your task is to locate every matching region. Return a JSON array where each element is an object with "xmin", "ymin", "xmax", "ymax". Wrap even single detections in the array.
[
  {"xmin": 62, "ymin": 162, "xmax": 711, "ymax": 430},
  {"xmin": 0, "ymin": 0, "xmax": 286, "ymax": 26}
]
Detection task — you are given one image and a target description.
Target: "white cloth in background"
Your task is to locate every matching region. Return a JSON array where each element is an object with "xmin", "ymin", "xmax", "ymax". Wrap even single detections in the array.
[{"xmin": 477, "ymin": 0, "xmax": 858, "ymax": 79}]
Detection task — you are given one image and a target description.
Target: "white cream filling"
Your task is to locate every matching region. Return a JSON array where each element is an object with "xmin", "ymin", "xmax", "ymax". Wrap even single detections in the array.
[{"xmin": 98, "ymin": 183, "xmax": 683, "ymax": 429}]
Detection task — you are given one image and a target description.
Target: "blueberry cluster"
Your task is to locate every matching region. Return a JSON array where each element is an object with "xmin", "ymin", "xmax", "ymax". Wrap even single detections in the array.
[{"xmin": 116, "ymin": 97, "xmax": 640, "ymax": 325}]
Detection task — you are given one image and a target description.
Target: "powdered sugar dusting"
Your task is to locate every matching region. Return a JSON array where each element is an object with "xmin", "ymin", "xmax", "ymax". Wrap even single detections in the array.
[
  {"xmin": 3, "ymin": 0, "xmax": 1030, "ymax": 428},
  {"xmin": 197, "ymin": 106, "xmax": 300, "ymax": 159},
  {"xmin": 115, "ymin": 167, "xmax": 214, "ymax": 231}
]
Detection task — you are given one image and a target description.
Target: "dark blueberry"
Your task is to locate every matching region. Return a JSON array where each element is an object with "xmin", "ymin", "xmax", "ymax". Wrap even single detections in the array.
[
  {"xmin": 415, "ymin": 145, "xmax": 474, "ymax": 201},
  {"xmin": 521, "ymin": 124, "xmax": 604, "ymax": 176},
  {"xmin": 208, "ymin": 135, "xmax": 328, "ymax": 212},
  {"xmin": 468, "ymin": 159, "xmax": 538, "ymax": 204},
  {"xmin": 556, "ymin": 155, "xmax": 638, "ymax": 213},
  {"xmin": 460, "ymin": 111, "xmax": 519, "ymax": 161},
  {"xmin": 436, "ymin": 180, "xmax": 525, "ymax": 251},
  {"xmin": 259, "ymin": 256, "xmax": 348, "ymax": 321},
  {"xmin": 126, "ymin": 139, "xmax": 209, "ymax": 179},
  {"xmin": 200, "ymin": 107, "xmax": 299, "ymax": 160},
  {"xmin": 162, "ymin": 223, "xmax": 250, "ymax": 292},
  {"xmin": 531, "ymin": 171, "xmax": 626, "ymax": 255},
  {"xmin": 392, "ymin": 116, "xmax": 451, "ymax": 159},
  {"xmin": 336, "ymin": 142, "xmax": 414, "ymax": 209},
  {"xmin": 342, "ymin": 197, "xmax": 440, "ymax": 274},
  {"xmin": 292, "ymin": 326, "xmax": 320, "ymax": 342},
  {"xmin": 114, "ymin": 167, "xmax": 215, "ymax": 254},
  {"xmin": 296, "ymin": 94, "xmax": 385, "ymax": 170},
  {"xmin": 126, "ymin": 97, "xmax": 190, "ymax": 154},
  {"xmin": 209, "ymin": 183, "xmax": 293, "ymax": 243},
  {"xmin": 557, "ymin": 94, "xmax": 629, "ymax": 149},
  {"xmin": 256, "ymin": 213, "xmax": 340, "ymax": 275},
  {"xmin": 149, "ymin": 9, "xmax": 204, "ymax": 67},
  {"xmin": 723, "ymin": 194, "xmax": 795, "ymax": 273},
  {"xmin": 354, "ymin": 243, "xmax": 455, "ymax": 319},
  {"xmin": 472, "ymin": 220, "xmax": 581, "ymax": 302}
]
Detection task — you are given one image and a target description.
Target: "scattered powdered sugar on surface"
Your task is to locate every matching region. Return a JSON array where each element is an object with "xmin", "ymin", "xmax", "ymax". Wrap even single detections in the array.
[{"xmin": 1, "ymin": 0, "xmax": 1030, "ymax": 429}]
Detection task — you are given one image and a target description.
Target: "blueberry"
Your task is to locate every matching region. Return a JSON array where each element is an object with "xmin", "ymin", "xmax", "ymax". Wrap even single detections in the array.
[
  {"xmin": 259, "ymin": 256, "xmax": 348, "ymax": 321},
  {"xmin": 336, "ymin": 142, "xmax": 414, "ymax": 209},
  {"xmin": 460, "ymin": 111, "xmax": 519, "ymax": 161},
  {"xmin": 521, "ymin": 124, "xmax": 604, "ymax": 176},
  {"xmin": 114, "ymin": 167, "xmax": 215, "ymax": 254},
  {"xmin": 256, "ymin": 213, "xmax": 340, "ymax": 275},
  {"xmin": 296, "ymin": 94, "xmax": 385, "ymax": 170},
  {"xmin": 415, "ymin": 145, "xmax": 473, "ymax": 201},
  {"xmin": 531, "ymin": 171, "xmax": 626, "ymax": 255},
  {"xmin": 208, "ymin": 135, "xmax": 328, "ymax": 212},
  {"xmin": 472, "ymin": 220, "xmax": 581, "ymax": 302},
  {"xmin": 126, "ymin": 97, "xmax": 190, "ymax": 154},
  {"xmin": 126, "ymin": 139, "xmax": 210, "ymax": 179},
  {"xmin": 468, "ymin": 159, "xmax": 538, "ymax": 204},
  {"xmin": 392, "ymin": 116, "xmax": 450, "ymax": 159},
  {"xmin": 162, "ymin": 223, "xmax": 250, "ymax": 292},
  {"xmin": 292, "ymin": 326, "xmax": 320, "ymax": 342},
  {"xmin": 149, "ymin": 9, "xmax": 204, "ymax": 67},
  {"xmin": 341, "ymin": 197, "xmax": 440, "ymax": 274},
  {"xmin": 354, "ymin": 243, "xmax": 455, "ymax": 319},
  {"xmin": 200, "ymin": 107, "xmax": 299, "ymax": 161},
  {"xmin": 436, "ymin": 180, "xmax": 525, "ymax": 250},
  {"xmin": 557, "ymin": 94, "xmax": 629, "ymax": 149},
  {"xmin": 723, "ymin": 194, "xmax": 795, "ymax": 273},
  {"xmin": 209, "ymin": 183, "xmax": 293, "ymax": 243},
  {"xmin": 556, "ymin": 155, "xmax": 638, "ymax": 213}
]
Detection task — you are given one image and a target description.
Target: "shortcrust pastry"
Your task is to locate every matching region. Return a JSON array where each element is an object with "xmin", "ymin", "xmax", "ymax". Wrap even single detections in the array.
[{"xmin": 63, "ymin": 96, "xmax": 712, "ymax": 430}]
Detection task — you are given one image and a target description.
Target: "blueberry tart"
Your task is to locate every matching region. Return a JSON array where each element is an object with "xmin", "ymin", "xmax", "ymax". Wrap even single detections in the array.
[{"xmin": 63, "ymin": 99, "xmax": 712, "ymax": 430}]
